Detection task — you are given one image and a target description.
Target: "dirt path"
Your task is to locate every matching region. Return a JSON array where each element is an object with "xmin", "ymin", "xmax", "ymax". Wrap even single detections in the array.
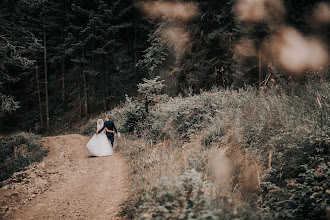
[{"xmin": 0, "ymin": 134, "xmax": 129, "ymax": 219}]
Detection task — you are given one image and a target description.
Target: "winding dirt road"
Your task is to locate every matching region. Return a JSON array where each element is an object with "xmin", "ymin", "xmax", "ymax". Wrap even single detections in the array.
[{"xmin": 0, "ymin": 134, "xmax": 129, "ymax": 219}]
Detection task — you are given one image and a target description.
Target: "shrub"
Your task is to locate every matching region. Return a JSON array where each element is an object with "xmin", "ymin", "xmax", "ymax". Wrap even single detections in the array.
[
  {"xmin": 260, "ymin": 134, "xmax": 330, "ymax": 219},
  {"xmin": 81, "ymin": 105, "xmax": 127, "ymax": 136},
  {"xmin": 138, "ymin": 77, "xmax": 165, "ymax": 102},
  {"xmin": 140, "ymin": 169, "xmax": 260, "ymax": 220},
  {"xmin": 83, "ymin": 77, "xmax": 329, "ymax": 219},
  {"xmin": 140, "ymin": 170, "xmax": 211, "ymax": 219},
  {"xmin": 0, "ymin": 132, "xmax": 47, "ymax": 182},
  {"xmin": 122, "ymin": 95, "xmax": 146, "ymax": 133}
]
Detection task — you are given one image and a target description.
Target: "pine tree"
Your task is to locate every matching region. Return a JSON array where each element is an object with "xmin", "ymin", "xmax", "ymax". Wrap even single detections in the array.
[{"xmin": 0, "ymin": 1, "xmax": 33, "ymax": 129}]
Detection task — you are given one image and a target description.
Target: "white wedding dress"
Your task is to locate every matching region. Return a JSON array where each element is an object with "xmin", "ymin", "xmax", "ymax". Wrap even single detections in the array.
[{"xmin": 86, "ymin": 119, "xmax": 113, "ymax": 156}]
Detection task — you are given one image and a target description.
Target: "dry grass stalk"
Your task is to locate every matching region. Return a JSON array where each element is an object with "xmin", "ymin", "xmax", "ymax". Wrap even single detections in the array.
[{"xmin": 268, "ymin": 150, "xmax": 272, "ymax": 169}]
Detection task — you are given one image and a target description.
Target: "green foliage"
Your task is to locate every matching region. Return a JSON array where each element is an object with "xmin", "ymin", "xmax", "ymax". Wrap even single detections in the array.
[
  {"xmin": 2, "ymin": 0, "xmax": 328, "ymax": 133},
  {"xmin": 0, "ymin": 132, "xmax": 48, "ymax": 182},
  {"xmin": 174, "ymin": 0, "xmax": 241, "ymax": 92},
  {"xmin": 1, "ymin": 0, "xmax": 151, "ymax": 131},
  {"xmin": 0, "ymin": 2, "xmax": 32, "ymax": 119},
  {"xmin": 257, "ymin": 80, "xmax": 330, "ymax": 219},
  {"xmin": 138, "ymin": 169, "xmax": 255, "ymax": 220},
  {"xmin": 138, "ymin": 76, "xmax": 165, "ymax": 102},
  {"xmin": 137, "ymin": 21, "xmax": 169, "ymax": 76},
  {"xmin": 261, "ymin": 140, "xmax": 329, "ymax": 219},
  {"xmin": 0, "ymin": 95, "xmax": 20, "ymax": 116},
  {"xmin": 140, "ymin": 170, "xmax": 213, "ymax": 219},
  {"xmin": 82, "ymin": 77, "xmax": 168, "ymax": 135},
  {"xmin": 137, "ymin": 76, "xmax": 168, "ymax": 115},
  {"xmin": 110, "ymin": 78, "xmax": 329, "ymax": 219},
  {"xmin": 122, "ymin": 95, "xmax": 145, "ymax": 133},
  {"xmin": 137, "ymin": 87, "xmax": 257, "ymax": 142}
]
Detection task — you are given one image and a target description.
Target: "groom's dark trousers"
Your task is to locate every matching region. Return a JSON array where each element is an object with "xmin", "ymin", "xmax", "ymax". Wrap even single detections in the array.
[
  {"xmin": 107, "ymin": 134, "xmax": 114, "ymax": 146},
  {"xmin": 98, "ymin": 120, "xmax": 117, "ymax": 146}
]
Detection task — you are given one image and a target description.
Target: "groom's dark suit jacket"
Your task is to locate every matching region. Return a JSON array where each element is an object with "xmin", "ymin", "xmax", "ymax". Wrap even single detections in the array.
[{"xmin": 98, "ymin": 120, "xmax": 117, "ymax": 140}]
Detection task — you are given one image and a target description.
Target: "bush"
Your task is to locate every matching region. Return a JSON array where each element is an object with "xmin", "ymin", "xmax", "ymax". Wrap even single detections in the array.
[
  {"xmin": 0, "ymin": 132, "xmax": 47, "ymax": 182},
  {"xmin": 84, "ymin": 77, "xmax": 329, "ymax": 219},
  {"xmin": 233, "ymin": 80, "xmax": 329, "ymax": 219},
  {"xmin": 81, "ymin": 105, "xmax": 127, "ymax": 136},
  {"xmin": 122, "ymin": 95, "xmax": 146, "ymax": 133},
  {"xmin": 261, "ymin": 136, "xmax": 330, "ymax": 219},
  {"xmin": 140, "ymin": 169, "xmax": 260, "ymax": 220},
  {"xmin": 81, "ymin": 77, "xmax": 167, "ymax": 136},
  {"xmin": 140, "ymin": 170, "xmax": 212, "ymax": 219}
]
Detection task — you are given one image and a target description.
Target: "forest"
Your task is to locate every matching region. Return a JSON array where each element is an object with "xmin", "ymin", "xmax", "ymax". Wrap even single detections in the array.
[
  {"xmin": 0, "ymin": 0, "xmax": 329, "ymax": 219},
  {"xmin": 1, "ymin": 0, "xmax": 328, "ymax": 132}
]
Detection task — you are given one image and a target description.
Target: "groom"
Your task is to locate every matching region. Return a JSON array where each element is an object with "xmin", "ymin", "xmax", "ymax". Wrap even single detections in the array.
[{"xmin": 98, "ymin": 115, "xmax": 118, "ymax": 146}]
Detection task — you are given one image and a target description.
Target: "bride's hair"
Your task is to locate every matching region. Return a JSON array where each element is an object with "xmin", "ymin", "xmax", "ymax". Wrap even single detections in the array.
[{"xmin": 97, "ymin": 119, "xmax": 104, "ymax": 132}]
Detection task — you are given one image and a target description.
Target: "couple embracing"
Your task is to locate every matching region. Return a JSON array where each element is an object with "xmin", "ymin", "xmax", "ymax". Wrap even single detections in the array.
[{"xmin": 86, "ymin": 115, "xmax": 120, "ymax": 157}]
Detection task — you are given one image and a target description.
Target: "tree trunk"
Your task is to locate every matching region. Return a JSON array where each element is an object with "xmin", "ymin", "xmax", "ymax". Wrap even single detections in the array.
[
  {"xmin": 102, "ymin": 73, "xmax": 107, "ymax": 111},
  {"xmin": 43, "ymin": 18, "xmax": 50, "ymax": 130},
  {"xmin": 0, "ymin": 117, "xmax": 3, "ymax": 132},
  {"xmin": 127, "ymin": 30, "xmax": 131, "ymax": 55},
  {"xmin": 35, "ymin": 56, "xmax": 44, "ymax": 131},
  {"xmin": 61, "ymin": 56, "xmax": 66, "ymax": 110},
  {"xmin": 6, "ymin": 68, "xmax": 12, "ymax": 95},
  {"xmin": 83, "ymin": 70, "xmax": 88, "ymax": 117},
  {"xmin": 91, "ymin": 42, "xmax": 96, "ymax": 99},
  {"xmin": 81, "ymin": 51, "xmax": 88, "ymax": 117},
  {"xmin": 77, "ymin": 72, "xmax": 82, "ymax": 119},
  {"xmin": 134, "ymin": 28, "xmax": 138, "ymax": 76},
  {"xmin": 61, "ymin": 30, "xmax": 66, "ymax": 110},
  {"xmin": 258, "ymin": 44, "xmax": 262, "ymax": 90},
  {"xmin": 102, "ymin": 59, "xmax": 107, "ymax": 111}
]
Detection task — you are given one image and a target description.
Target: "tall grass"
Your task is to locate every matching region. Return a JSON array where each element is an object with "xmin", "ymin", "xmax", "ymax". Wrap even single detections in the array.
[
  {"xmin": 83, "ymin": 77, "xmax": 329, "ymax": 219},
  {"xmin": 0, "ymin": 132, "xmax": 48, "ymax": 182}
]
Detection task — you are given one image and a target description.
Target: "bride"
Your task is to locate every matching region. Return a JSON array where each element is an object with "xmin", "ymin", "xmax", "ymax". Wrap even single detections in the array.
[{"xmin": 86, "ymin": 119, "xmax": 113, "ymax": 156}]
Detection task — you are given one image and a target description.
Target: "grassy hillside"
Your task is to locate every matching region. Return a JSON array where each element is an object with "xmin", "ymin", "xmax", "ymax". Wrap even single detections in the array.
[
  {"xmin": 83, "ymin": 77, "xmax": 329, "ymax": 219},
  {"xmin": 0, "ymin": 132, "xmax": 48, "ymax": 183}
]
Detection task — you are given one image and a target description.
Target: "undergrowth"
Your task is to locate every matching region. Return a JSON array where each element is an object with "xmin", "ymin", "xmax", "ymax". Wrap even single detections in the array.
[
  {"xmin": 0, "ymin": 132, "xmax": 48, "ymax": 183},
  {"xmin": 83, "ymin": 76, "xmax": 329, "ymax": 219}
]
